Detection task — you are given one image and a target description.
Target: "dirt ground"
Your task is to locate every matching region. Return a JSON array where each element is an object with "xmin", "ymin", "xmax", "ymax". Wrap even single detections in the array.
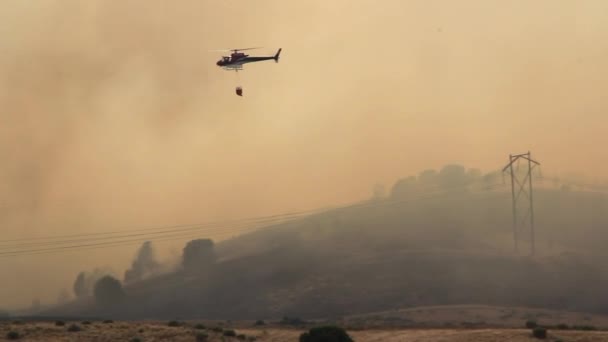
[{"xmin": 2, "ymin": 322, "xmax": 608, "ymax": 342}]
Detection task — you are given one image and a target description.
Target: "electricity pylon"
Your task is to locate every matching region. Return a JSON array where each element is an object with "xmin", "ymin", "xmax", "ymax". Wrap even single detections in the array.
[{"xmin": 502, "ymin": 151, "xmax": 540, "ymax": 256}]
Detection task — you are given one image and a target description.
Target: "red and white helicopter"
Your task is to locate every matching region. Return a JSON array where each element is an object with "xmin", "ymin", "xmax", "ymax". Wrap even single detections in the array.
[
  {"xmin": 214, "ymin": 47, "xmax": 282, "ymax": 96},
  {"xmin": 216, "ymin": 47, "xmax": 282, "ymax": 71}
]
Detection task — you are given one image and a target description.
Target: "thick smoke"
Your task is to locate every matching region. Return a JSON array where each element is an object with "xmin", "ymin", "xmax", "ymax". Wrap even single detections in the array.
[{"xmin": 2, "ymin": 0, "xmax": 608, "ymax": 310}]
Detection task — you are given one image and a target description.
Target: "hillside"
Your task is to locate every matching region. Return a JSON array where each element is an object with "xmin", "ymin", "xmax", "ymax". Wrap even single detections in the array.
[{"xmin": 41, "ymin": 166, "xmax": 608, "ymax": 320}]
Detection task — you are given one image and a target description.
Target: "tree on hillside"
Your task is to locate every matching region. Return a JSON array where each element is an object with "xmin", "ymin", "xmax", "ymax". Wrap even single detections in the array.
[
  {"xmin": 390, "ymin": 176, "xmax": 418, "ymax": 198},
  {"xmin": 94, "ymin": 276, "xmax": 125, "ymax": 306},
  {"xmin": 73, "ymin": 272, "xmax": 87, "ymax": 298},
  {"xmin": 124, "ymin": 241, "xmax": 160, "ymax": 284},
  {"xmin": 418, "ymin": 169, "xmax": 438, "ymax": 186},
  {"xmin": 182, "ymin": 239, "xmax": 216, "ymax": 271},
  {"xmin": 438, "ymin": 164, "xmax": 469, "ymax": 191}
]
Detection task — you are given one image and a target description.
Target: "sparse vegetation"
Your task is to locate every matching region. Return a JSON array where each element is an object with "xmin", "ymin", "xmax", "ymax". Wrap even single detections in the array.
[
  {"xmin": 556, "ymin": 323, "xmax": 569, "ymax": 330},
  {"xmin": 223, "ymin": 329, "xmax": 237, "ymax": 337},
  {"xmin": 103, "ymin": 319, "xmax": 114, "ymax": 324},
  {"xmin": 211, "ymin": 326, "xmax": 223, "ymax": 333},
  {"xmin": 67, "ymin": 324, "xmax": 82, "ymax": 332},
  {"xmin": 195, "ymin": 323, "xmax": 206, "ymax": 330},
  {"xmin": 55, "ymin": 320, "xmax": 66, "ymax": 326},
  {"xmin": 6, "ymin": 331, "xmax": 20, "ymax": 340},
  {"xmin": 82, "ymin": 320, "xmax": 92, "ymax": 325},
  {"xmin": 130, "ymin": 338, "xmax": 142, "ymax": 342},
  {"xmin": 254, "ymin": 320, "xmax": 265, "ymax": 326},
  {"xmin": 532, "ymin": 327, "xmax": 547, "ymax": 339},
  {"xmin": 168, "ymin": 320, "xmax": 182, "ymax": 327},
  {"xmin": 300, "ymin": 326, "xmax": 353, "ymax": 342}
]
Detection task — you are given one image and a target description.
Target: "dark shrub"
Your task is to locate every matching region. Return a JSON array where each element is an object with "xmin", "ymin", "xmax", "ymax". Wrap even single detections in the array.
[
  {"xmin": 237, "ymin": 334, "xmax": 247, "ymax": 340},
  {"xmin": 526, "ymin": 320, "xmax": 538, "ymax": 329},
  {"xmin": 556, "ymin": 323, "xmax": 569, "ymax": 330},
  {"xmin": 168, "ymin": 320, "xmax": 181, "ymax": 327},
  {"xmin": 67, "ymin": 324, "xmax": 82, "ymax": 332},
  {"xmin": 532, "ymin": 327, "xmax": 547, "ymax": 339},
  {"xmin": 195, "ymin": 324, "xmax": 205, "ymax": 330},
  {"xmin": 93, "ymin": 276, "xmax": 126, "ymax": 306},
  {"xmin": 254, "ymin": 320, "xmax": 265, "ymax": 326},
  {"xmin": 103, "ymin": 319, "xmax": 114, "ymax": 324},
  {"xmin": 55, "ymin": 320, "xmax": 66, "ymax": 326},
  {"xmin": 299, "ymin": 326, "xmax": 353, "ymax": 342},
  {"xmin": 6, "ymin": 331, "xmax": 20, "ymax": 340},
  {"xmin": 211, "ymin": 326, "xmax": 223, "ymax": 333},
  {"xmin": 130, "ymin": 338, "xmax": 142, "ymax": 342},
  {"xmin": 82, "ymin": 321, "xmax": 92, "ymax": 325},
  {"xmin": 196, "ymin": 333, "xmax": 209, "ymax": 342},
  {"xmin": 223, "ymin": 329, "xmax": 237, "ymax": 337}
]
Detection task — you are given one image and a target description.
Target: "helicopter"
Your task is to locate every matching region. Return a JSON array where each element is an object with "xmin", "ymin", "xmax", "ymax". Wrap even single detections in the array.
[
  {"xmin": 216, "ymin": 47, "xmax": 282, "ymax": 71},
  {"xmin": 214, "ymin": 47, "xmax": 282, "ymax": 96}
]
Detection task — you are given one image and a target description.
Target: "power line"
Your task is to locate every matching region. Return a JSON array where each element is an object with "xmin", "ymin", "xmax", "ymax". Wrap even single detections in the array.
[{"xmin": 0, "ymin": 179, "xmax": 507, "ymax": 258}]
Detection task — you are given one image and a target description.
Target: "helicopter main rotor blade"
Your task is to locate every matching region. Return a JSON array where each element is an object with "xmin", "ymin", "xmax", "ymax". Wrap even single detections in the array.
[{"xmin": 232, "ymin": 47, "xmax": 263, "ymax": 51}]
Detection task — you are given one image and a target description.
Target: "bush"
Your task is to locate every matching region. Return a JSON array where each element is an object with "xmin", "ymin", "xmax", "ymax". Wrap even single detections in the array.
[
  {"xmin": 196, "ymin": 333, "xmax": 209, "ymax": 342},
  {"xmin": 130, "ymin": 338, "xmax": 142, "ymax": 342},
  {"xmin": 6, "ymin": 331, "xmax": 20, "ymax": 340},
  {"xmin": 103, "ymin": 319, "xmax": 114, "ymax": 324},
  {"xmin": 223, "ymin": 329, "xmax": 237, "ymax": 337},
  {"xmin": 168, "ymin": 320, "xmax": 181, "ymax": 327},
  {"xmin": 299, "ymin": 326, "xmax": 353, "ymax": 342},
  {"xmin": 211, "ymin": 326, "xmax": 223, "ymax": 333},
  {"xmin": 82, "ymin": 321, "xmax": 92, "ymax": 325},
  {"xmin": 194, "ymin": 324, "xmax": 206, "ymax": 330},
  {"xmin": 93, "ymin": 276, "xmax": 126, "ymax": 306},
  {"xmin": 254, "ymin": 320, "xmax": 265, "ymax": 326},
  {"xmin": 237, "ymin": 334, "xmax": 247, "ymax": 340},
  {"xmin": 532, "ymin": 327, "xmax": 547, "ymax": 339},
  {"xmin": 55, "ymin": 320, "xmax": 66, "ymax": 326},
  {"xmin": 526, "ymin": 320, "xmax": 538, "ymax": 329},
  {"xmin": 556, "ymin": 323, "xmax": 569, "ymax": 330},
  {"xmin": 67, "ymin": 324, "xmax": 82, "ymax": 332}
]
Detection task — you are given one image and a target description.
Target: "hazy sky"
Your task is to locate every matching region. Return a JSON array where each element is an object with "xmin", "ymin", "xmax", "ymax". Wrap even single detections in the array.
[{"xmin": 1, "ymin": 0, "xmax": 607, "ymax": 308}]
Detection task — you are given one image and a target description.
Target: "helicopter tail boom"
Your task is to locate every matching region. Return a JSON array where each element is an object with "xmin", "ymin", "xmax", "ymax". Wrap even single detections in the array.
[{"xmin": 274, "ymin": 48, "xmax": 282, "ymax": 62}]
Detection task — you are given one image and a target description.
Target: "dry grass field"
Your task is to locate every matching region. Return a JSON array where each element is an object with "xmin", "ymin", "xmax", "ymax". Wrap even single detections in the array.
[
  {"xmin": 2, "ymin": 323, "xmax": 608, "ymax": 342},
  {"xmin": 3, "ymin": 305, "xmax": 608, "ymax": 342}
]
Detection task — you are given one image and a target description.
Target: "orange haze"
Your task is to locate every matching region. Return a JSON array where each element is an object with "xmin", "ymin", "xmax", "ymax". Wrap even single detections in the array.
[{"xmin": 0, "ymin": 0, "xmax": 607, "ymax": 309}]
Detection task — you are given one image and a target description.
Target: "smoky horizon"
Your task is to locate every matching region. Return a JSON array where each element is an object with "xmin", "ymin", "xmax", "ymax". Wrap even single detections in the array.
[{"xmin": 1, "ymin": 0, "xmax": 608, "ymax": 311}]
